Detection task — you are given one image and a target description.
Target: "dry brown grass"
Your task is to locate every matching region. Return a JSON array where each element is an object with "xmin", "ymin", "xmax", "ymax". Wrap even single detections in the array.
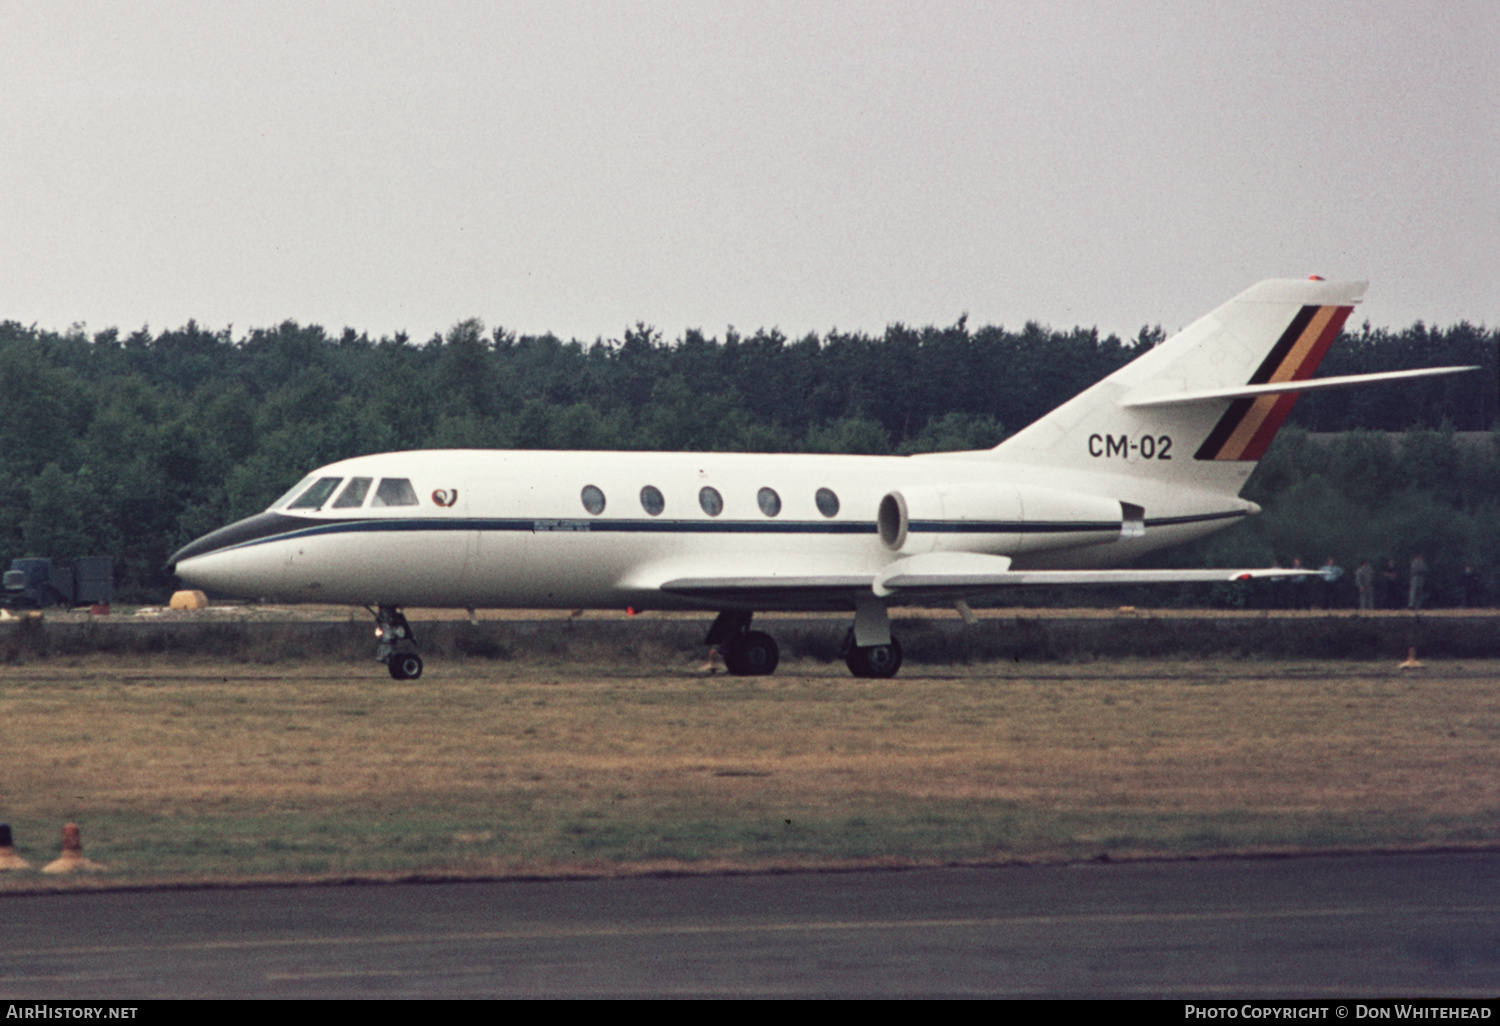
[{"xmin": 1, "ymin": 655, "xmax": 1497, "ymax": 887}]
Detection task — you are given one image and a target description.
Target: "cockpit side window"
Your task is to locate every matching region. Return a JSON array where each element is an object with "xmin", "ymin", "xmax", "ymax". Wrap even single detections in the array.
[
  {"xmin": 286, "ymin": 477, "xmax": 343, "ymax": 510},
  {"xmin": 371, "ymin": 478, "xmax": 420, "ymax": 507},
  {"xmin": 270, "ymin": 475, "xmax": 316, "ymax": 510},
  {"xmin": 332, "ymin": 477, "xmax": 373, "ymax": 508}
]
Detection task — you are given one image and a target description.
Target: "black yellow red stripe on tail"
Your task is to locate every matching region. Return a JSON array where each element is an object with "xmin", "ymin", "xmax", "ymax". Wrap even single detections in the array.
[{"xmin": 1193, "ymin": 303, "xmax": 1355, "ymax": 461}]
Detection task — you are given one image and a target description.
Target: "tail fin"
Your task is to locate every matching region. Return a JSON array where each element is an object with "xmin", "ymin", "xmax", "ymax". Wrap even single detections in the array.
[{"xmin": 993, "ymin": 278, "xmax": 1365, "ymax": 491}]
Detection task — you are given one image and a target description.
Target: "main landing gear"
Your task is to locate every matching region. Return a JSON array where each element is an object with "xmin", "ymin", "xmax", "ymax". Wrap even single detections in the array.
[
  {"xmin": 843, "ymin": 633, "xmax": 903, "ymax": 678},
  {"xmin": 372, "ymin": 605, "xmax": 423, "ymax": 680},
  {"xmin": 842, "ymin": 599, "xmax": 902, "ymax": 678},
  {"xmin": 706, "ymin": 604, "xmax": 904, "ymax": 679},
  {"xmin": 704, "ymin": 610, "xmax": 780, "ymax": 676}
]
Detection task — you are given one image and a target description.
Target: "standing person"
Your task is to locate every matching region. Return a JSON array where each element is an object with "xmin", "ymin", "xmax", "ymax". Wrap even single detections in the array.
[
  {"xmin": 1408, "ymin": 553, "xmax": 1428, "ymax": 610},
  {"xmin": 1382, "ymin": 559, "xmax": 1402, "ymax": 610},
  {"xmin": 1355, "ymin": 559, "xmax": 1375, "ymax": 612},
  {"xmin": 1318, "ymin": 556, "xmax": 1344, "ymax": 610},
  {"xmin": 1460, "ymin": 564, "xmax": 1482, "ymax": 609}
]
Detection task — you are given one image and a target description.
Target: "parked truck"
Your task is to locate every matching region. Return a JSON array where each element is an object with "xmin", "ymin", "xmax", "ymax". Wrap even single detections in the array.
[{"xmin": 1, "ymin": 557, "xmax": 113, "ymax": 609}]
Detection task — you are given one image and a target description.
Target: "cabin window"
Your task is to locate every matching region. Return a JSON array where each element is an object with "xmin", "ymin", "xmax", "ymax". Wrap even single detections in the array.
[
  {"xmin": 640, "ymin": 485, "xmax": 665, "ymax": 516},
  {"xmin": 287, "ymin": 477, "xmax": 343, "ymax": 510},
  {"xmin": 372, "ymin": 478, "xmax": 420, "ymax": 507},
  {"xmin": 815, "ymin": 487, "xmax": 840, "ymax": 518},
  {"xmin": 271, "ymin": 475, "xmax": 316, "ymax": 510},
  {"xmin": 581, "ymin": 485, "xmax": 606, "ymax": 515},
  {"xmin": 757, "ymin": 487, "xmax": 781, "ymax": 517},
  {"xmin": 332, "ymin": 477, "xmax": 372, "ymax": 508},
  {"xmin": 698, "ymin": 486, "xmax": 723, "ymax": 517}
]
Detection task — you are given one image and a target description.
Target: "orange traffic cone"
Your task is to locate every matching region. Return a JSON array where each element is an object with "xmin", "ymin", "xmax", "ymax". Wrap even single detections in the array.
[
  {"xmin": 0, "ymin": 824, "xmax": 29, "ymax": 871},
  {"xmin": 41, "ymin": 822, "xmax": 106, "ymax": 874},
  {"xmin": 1398, "ymin": 647, "xmax": 1423, "ymax": 669}
]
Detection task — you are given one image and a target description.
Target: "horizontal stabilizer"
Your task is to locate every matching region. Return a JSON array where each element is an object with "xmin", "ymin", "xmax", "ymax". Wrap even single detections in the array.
[{"xmin": 1120, "ymin": 366, "xmax": 1479, "ymax": 408}]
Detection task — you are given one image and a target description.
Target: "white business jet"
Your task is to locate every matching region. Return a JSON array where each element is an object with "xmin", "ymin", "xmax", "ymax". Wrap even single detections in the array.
[{"xmin": 169, "ymin": 279, "xmax": 1473, "ymax": 680}]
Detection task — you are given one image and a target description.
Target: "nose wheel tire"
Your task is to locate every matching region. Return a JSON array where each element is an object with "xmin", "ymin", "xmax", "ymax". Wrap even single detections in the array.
[{"xmin": 388, "ymin": 653, "xmax": 424, "ymax": 680}]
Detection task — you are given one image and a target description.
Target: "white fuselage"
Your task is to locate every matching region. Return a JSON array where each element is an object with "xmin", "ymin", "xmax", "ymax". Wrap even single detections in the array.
[{"xmin": 172, "ymin": 447, "xmax": 1251, "ymax": 611}]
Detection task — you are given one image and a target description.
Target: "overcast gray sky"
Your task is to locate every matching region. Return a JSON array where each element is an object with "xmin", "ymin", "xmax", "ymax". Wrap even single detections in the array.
[{"xmin": 3, "ymin": 1, "xmax": 1496, "ymax": 345}]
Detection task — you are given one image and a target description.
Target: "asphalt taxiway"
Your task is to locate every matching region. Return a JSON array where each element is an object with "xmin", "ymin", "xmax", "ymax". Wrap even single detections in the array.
[{"xmin": 2, "ymin": 852, "xmax": 1497, "ymax": 998}]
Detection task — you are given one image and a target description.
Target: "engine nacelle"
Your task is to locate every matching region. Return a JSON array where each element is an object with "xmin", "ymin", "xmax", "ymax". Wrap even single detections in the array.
[{"xmin": 878, "ymin": 483, "xmax": 1132, "ymax": 555}]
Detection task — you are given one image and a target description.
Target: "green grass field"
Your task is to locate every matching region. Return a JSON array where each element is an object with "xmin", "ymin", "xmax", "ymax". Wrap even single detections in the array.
[{"xmin": 2, "ymin": 655, "xmax": 1497, "ymax": 888}]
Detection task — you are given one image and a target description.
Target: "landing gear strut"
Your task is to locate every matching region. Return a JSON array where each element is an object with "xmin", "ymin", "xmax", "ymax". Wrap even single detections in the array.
[
  {"xmin": 705, "ymin": 610, "xmax": 779, "ymax": 676},
  {"xmin": 373, "ymin": 605, "xmax": 423, "ymax": 680}
]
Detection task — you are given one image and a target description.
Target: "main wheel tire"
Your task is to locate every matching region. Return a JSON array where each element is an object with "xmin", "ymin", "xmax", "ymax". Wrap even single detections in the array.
[
  {"xmin": 845, "ymin": 637, "xmax": 902, "ymax": 678},
  {"xmin": 388, "ymin": 653, "xmax": 424, "ymax": 680},
  {"xmin": 725, "ymin": 631, "xmax": 779, "ymax": 676}
]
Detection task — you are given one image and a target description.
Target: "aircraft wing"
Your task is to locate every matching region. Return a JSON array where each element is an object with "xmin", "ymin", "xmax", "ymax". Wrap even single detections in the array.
[
  {"xmin": 870, "ymin": 552, "xmax": 1310, "ymax": 600},
  {"xmin": 657, "ymin": 575, "xmax": 876, "ymax": 608},
  {"xmin": 657, "ymin": 552, "xmax": 1313, "ymax": 607}
]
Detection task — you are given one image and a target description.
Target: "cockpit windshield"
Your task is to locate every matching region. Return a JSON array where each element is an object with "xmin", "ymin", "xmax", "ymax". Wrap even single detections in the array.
[
  {"xmin": 286, "ymin": 477, "xmax": 343, "ymax": 510},
  {"xmin": 332, "ymin": 477, "xmax": 373, "ymax": 508}
]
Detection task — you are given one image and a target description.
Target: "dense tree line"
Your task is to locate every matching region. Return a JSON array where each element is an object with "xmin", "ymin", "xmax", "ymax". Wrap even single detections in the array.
[{"xmin": 0, "ymin": 315, "xmax": 1493, "ymax": 602}]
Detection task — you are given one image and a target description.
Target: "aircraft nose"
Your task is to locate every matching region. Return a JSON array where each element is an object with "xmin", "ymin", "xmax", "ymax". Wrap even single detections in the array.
[{"xmin": 168, "ymin": 511, "xmax": 307, "ymax": 569}]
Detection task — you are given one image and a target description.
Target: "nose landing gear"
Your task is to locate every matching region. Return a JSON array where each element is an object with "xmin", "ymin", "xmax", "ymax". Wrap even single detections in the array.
[
  {"xmin": 372, "ymin": 605, "xmax": 423, "ymax": 680},
  {"xmin": 387, "ymin": 651, "xmax": 424, "ymax": 680}
]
